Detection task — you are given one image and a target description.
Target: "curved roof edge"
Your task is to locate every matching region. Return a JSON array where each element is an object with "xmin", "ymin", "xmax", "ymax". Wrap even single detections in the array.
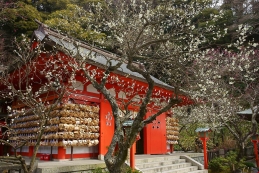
[{"xmin": 33, "ymin": 20, "xmax": 174, "ymax": 91}]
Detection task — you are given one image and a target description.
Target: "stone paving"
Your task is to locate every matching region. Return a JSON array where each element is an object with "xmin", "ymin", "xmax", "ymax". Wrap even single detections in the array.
[
  {"xmin": 0, "ymin": 153, "xmax": 205, "ymax": 173},
  {"xmin": 35, "ymin": 153, "xmax": 204, "ymax": 173}
]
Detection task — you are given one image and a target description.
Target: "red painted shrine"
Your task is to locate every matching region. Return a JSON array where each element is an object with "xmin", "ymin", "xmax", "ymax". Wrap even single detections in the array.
[{"xmin": 0, "ymin": 22, "xmax": 193, "ymax": 160}]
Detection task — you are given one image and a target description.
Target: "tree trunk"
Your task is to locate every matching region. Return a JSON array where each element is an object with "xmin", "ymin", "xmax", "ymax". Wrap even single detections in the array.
[
  {"xmin": 105, "ymin": 145, "xmax": 129, "ymax": 173},
  {"xmin": 26, "ymin": 119, "xmax": 47, "ymax": 173},
  {"xmin": 237, "ymin": 141, "xmax": 246, "ymax": 160}
]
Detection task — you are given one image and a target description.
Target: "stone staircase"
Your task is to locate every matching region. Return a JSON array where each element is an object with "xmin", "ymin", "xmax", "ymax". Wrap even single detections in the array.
[{"xmin": 135, "ymin": 155, "xmax": 208, "ymax": 173}]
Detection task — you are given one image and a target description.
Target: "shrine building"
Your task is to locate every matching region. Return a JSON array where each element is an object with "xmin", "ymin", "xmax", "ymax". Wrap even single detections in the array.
[{"xmin": 0, "ymin": 21, "xmax": 192, "ymax": 160}]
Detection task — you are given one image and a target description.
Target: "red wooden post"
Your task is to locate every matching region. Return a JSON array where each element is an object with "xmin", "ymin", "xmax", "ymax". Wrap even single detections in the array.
[
  {"xmin": 57, "ymin": 147, "xmax": 66, "ymax": 160},
  {"xmin": 252, "ymin": 140, "xmax": 259, "ymax": 167},
  {"xmin": 28, "ymin": 146, "xmax": 34, "ymax": 157},
  {"xmin": 196, "ymin": 128, "xmax": 211, "ymax": 170},
  {"xmin": 200, "ymin": 137, "xmax": 208, "ymax": 169},
  {"xmin": 130, "ymin": 134, "xmax": 140, "ymax": 170},
  {"xmin": 130, "ymin": 142, "xmax": 136, "ymax": 169}
]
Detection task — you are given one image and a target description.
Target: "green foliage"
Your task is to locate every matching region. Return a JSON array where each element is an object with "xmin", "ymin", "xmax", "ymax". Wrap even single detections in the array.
[
  {"xmin": 0, "ymin": 1, "xmax": 43, "ymax": 36},
  {"xmin": 71, "ymin": 0, "xmax": 105, "ymax": 6},
  {"xmin": 0, "ymin": 0, "xmax": 105, "ymax": 41},
  {"xmin": 123, "ymin": 167, "xmax": 142, "ymax": 173},
  {"xmin": 175, "ymin": 124, "xmax": 200, "ymax": 151},
  {"xmin": 44, "ymin": 3, "xmax": 106, "ymax": 42},
  {"xmin": 243, "ymin": 161, "xmax": 255, "ymax": 168},
  {"xmin": 32, "ymin": 0, "xmax": 70, "ymax": 12},
  {"xmin": 173, "ymin": 0, "xmax": 211, "ymax": 6},
  {"xmin": 191, "ymin": 8, "xmax": 234, "ymax": 45},
  {"xmin": 209, "ymin": 157, "xmax": 230, "ymax": 173},
  {"xmin": 209, "ymin": 128, "xmax": 237, "ymax": 150},
  {"xmin": 175, "ymin": 123, "xmax": 214, "ymax": 152},
  {"xmin": 194, "ymin": 8, "xmax": 233, "ymax": 28},
  {"xmin": 192, "ymin": 8, "xmax": 219, "ymax": 25},
  {"xmin": 209, "ymin": 151, "xmax": 247, "ymax": 173}
]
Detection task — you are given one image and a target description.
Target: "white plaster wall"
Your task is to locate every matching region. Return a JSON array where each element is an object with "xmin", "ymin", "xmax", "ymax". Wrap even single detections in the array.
[
  {"xmin": 71, "ymin": 81, "xmax": 84, "ymax": 91},
  {"xmin": 108, "ymin": 88, "xmax": 116, "ymax": 97},
  {"xmin": 132, "ymin": 94, "xmax": 141, "ymax": 102},
  {"xmin": 87, "ymin": 84, "xmax": 99, "ymax": 93},
  {"xmin": 66, "ymin": 145, "xmax": 99, "ymax": 154},
  {"xmin": 118, "ymin": 91, "xmax": 127, "ymax": 99},
  {"xmin": 19, "ymin": 146, "xmax": 29, "ymax": 152},
  {"xmin": 38, "ymin": 146, "xmax": 58, "ymax": 154}
]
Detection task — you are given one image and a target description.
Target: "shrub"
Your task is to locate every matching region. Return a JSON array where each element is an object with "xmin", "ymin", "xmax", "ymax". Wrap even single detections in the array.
[
  {"xmin": 209, "ymin": 157, "xmax": 230, "ymax": 173},
  {"xmin": 243, "ymin": 161, "xmax": 255, "ymax": 168},
  {"xmin": 209, "ymin": 151, "xmax": 247, "ymax": 173}
]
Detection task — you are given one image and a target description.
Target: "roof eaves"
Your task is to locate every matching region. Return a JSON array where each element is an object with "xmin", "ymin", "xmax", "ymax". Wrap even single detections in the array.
[
  {"xmin": 237, "ymin": 106, "xmax": 258, "ymax": 115},
  {"xmin": 195, "ymin": 127, "xmax": 211, "ymax": 133},
  {"xmin": 34, "ymin": 21, "xmax": 174, "ymax": 91}
]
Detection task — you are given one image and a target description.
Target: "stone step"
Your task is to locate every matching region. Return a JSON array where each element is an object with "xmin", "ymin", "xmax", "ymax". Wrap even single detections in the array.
[
  {"xmin": 140, "ymin": 162, "xmax": 195, "ymax": 173},
  {"xmin": 136, "ymin": 156, "xmax": 181, "ymax": 164},
  {"xmin": 187, "ymin": 169, "xmax": 208, "ymax": 173},
  {"xmin": 160, "ymin": 166, "xmax": 199, "ymax": 173},
  {"xmin": 136, "ymin": 159, "xmax": 186, "ymax": 169}
]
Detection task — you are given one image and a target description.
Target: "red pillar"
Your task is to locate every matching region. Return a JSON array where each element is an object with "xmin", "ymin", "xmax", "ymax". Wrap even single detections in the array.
[
  {"xmin": 130, "ymin": 134, "xmax": 140, "ymax": 170},
  {"xmin": 200, "ymin": 137, "xmax": 208, "ymax": 169},
  {"xmin": 252, "ymin": 140, "xmax": 259, "ymax": 167},
  {"xmin": 98, "ymin": 100, "xmax": 114, "ymax": 160},
  {"xmin": 57, "ymin": 147, "xmax": 66, "ymax": 160},
  {"xmin": 130, "ymin": 142, "xmax": 136, "ymax": 170},
  {"xmin": 28, "ymin": 146, "xmax": 34, "ymax": 157}
]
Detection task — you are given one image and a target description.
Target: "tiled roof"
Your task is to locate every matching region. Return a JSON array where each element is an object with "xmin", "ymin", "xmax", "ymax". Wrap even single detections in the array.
[
  {"xmin": 195, "ymin": 127, "xmax": 211, "ymax": 132},
  {"xmin": 33, "ymin": 21, "xmax": 173, "ymax": 91},
  {"xmin": 237, "ymin": 106, "xmax": 258, "ymax": 115}
]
